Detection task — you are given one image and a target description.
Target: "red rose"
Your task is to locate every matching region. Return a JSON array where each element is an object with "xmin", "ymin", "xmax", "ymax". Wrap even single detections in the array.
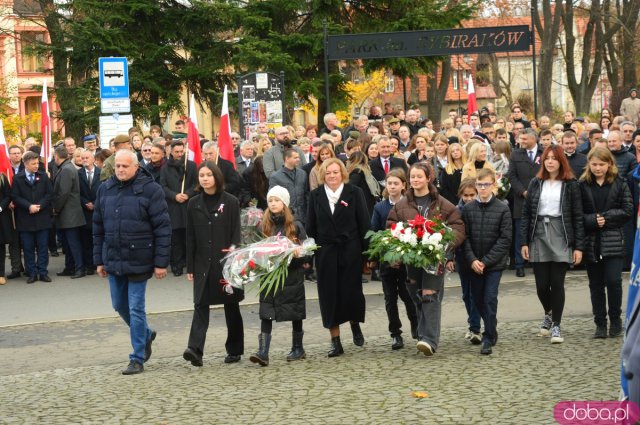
[
  {"xmin": 391, "ymin": 223, "xmax": 397, "ymax": 230},
  {"xmin": 240, "ymin": 269, "xmax": 246, "ymax": 277},
  {"xmin": 248, "ymin": 260, "xmax": 257, "ymax": 269},
  {"xmin": 416, "ymin": 228, "xmax": 425, "ymax": 239}
]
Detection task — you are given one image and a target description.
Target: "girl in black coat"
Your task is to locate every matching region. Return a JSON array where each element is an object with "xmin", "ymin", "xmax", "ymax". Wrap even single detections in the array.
[
  {"xmin": 249, "ymin": 186, "xmax": 310, "ymax": 366},
  {"xmin": 183, "ymin": 161, "xmax": 244, "ymax": 367},
  {"xmin": 580, "ymin": 147, "xmax": 633, "ymax": 338},
  {"xmin": 521, "ymin": 145, "xmax": 584, "ymax": 344}
]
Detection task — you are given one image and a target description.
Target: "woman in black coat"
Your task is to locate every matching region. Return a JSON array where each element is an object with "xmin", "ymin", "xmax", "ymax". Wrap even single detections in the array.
[
  {"xmin": 580, "ymin": 147, "xmax": 634, "ymax": 338},
  {"xmin": 306, "ymin": 158, "xmax": 371, "ymax": 357},
  {"xmin": 0, "ymin": 173, "xmax": 14, "ymax": 284},
  {"xmin": 250, "ymin": 185, "xmax": 310, "ymax": 367},
  {"xmin": 183, "ymin": 161, "xmax": 244, "ymax": 367}
]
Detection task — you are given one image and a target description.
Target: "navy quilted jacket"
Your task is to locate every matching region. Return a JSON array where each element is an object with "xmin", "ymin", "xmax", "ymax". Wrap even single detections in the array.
[{"xmin": 93, "ymin": 168, "xmax": 171, "ymax": 276}]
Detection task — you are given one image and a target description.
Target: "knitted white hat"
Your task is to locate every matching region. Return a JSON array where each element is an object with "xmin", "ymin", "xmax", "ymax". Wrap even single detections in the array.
[{"xmin": 266, "ymin": 185, "xmax": 290, "ymax": 208}]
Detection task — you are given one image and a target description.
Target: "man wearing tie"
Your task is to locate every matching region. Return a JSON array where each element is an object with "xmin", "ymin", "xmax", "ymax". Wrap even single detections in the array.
[
  {"xmin": 11, "ymin": 151, "xmax": 53, "ymax": 283},
  {"xmin": 79, "ymin": 150, "xmax": 101, "ymax": 275},
  {"xmin": 370, "ymin": 136, "xmax": 408, "ymax": 187},
  {"xmin": 507, "ymin": 128, "xmax": 542, "ymax": 278},
  {"xmin": 235, "ymin": 141, "xmax": 254, "ymax": 174}
]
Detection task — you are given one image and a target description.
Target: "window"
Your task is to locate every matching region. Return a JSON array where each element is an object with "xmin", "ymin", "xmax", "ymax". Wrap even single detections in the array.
[
  {"xmin": 462, "ymin": 70, "xmax": 468, "ymax": 90},
  {"xmin": 385, "ymin": 75, "xmax": 395, "ymax": 93},
  {"xmin": 453, "ymin": 71, "xmax": 458, "ymax": 90},
  {"xmin": 20, "ymin": 32, "xmax": 45, "ymax": 72},
  {"xmin": 24, "ymin": 96, "xmax": 41, "ymax": 134}
]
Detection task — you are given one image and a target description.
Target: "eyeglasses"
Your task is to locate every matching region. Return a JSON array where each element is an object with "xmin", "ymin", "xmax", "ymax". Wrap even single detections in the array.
[
  {"xmin": 232, "ymin": 137, "xmax": 241, "ymax": 140},
  {"xmin": 142, "ymin": 149, "xmax": 151, "ymax": 152},
  {"xmin": 475, "ymin": 182, "xmax": 493, "ymax": 189}
]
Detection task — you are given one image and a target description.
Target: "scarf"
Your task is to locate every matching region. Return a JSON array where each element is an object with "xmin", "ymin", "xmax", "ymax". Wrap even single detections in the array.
[{"xmin": 324, "ymin": 183, "xmax": 344, "ymax": 214}]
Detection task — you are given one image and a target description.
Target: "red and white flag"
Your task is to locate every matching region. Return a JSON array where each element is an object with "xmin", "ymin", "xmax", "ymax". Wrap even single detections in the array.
[
  {"xmin": 186, "ymin": 94, "xmax": 202, "ymax": 166},
  {"xmin": 218, "ymin": 85, "xmax": 235, "ymax": 169},
  {"xmin": 41, "ymin": 79, "xmax": 51, "ymax": 172},
  {"xmin": 467, "ymin": 74, "xmax": 478, "ymax": 123},
  {"xmin": 0, "ymin": 120, "xmax": 14, "ymax": 184}
]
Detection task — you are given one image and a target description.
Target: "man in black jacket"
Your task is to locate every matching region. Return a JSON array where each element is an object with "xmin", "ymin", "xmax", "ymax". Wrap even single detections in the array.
[
  {"xmin": 78, "ymin": 150, "xmax": 101, "ymax": 275},
  {"xmin": 370, "ymin": 136, "xmax": 408, "ymax": 187},
  {"xmin": 11, "ymin": 151, "xmax": 53, "ymax": 283},
  {"xmin": 561, "ymin": 131, "xmax": 588, "ymax": 178},
  {"xmin": 462, "ymin": 169, "xmax": 512, "ymax": 355},
  {"xmin": 507, "ymin": 128, "xmax": 541, "ymax": 277},
  {"xmin": 202, "ymin": 141, "xmax": 242, "ymax": 198}
]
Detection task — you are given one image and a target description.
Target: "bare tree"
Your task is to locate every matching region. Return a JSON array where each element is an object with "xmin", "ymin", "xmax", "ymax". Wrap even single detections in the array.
[
  {"xmin": 533, "ymin": 0, "xmax": 563, "ymax": 115},
  {"xmin": 426, "ymin": 58, "xmax": 452, "ymax": 127}
]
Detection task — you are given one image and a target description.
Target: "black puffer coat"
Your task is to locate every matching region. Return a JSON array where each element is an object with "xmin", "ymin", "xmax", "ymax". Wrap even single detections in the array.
[
  {"xmin": 580, "ymin": 177, "xmax": 633, "ymax": 262},
  {"xmin": 521, "ymin": 178, "xmax": 585, "ymax": 250},
  {"xmin": 461, "ymin": 196, "xmax": 512, "ymax": 271},
  {"xmin": 259, "ymin": 218, "xmax": 309, "ymax": 322}
]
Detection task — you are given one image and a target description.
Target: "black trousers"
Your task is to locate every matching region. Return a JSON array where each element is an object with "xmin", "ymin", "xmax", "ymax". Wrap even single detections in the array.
[
  {"xmin": 187, "ymin": 302, "xmax": 244, "ymax": 356},
  {"xmin": 380, "ymin": 264, "xmax": 417, "ymax": 337},
  {"xmin": 532, "ymin": 262, "xmax": 569, "ymax": 324},
  {"xmin": 170, "ymin": 229, "xmax": 186, "ymax": 271},
  {"xmin": 261, "ymin": 319, "xmax": 303, "ymax": 334},
  {"xmin": 80, "ymin": 223, "xmax": 95, "ymax": 270},
  {"xmin": 8, "ymin": 231, "xmax": 23, "ymax": 273},
  {"xmin": 586, "ymin": 258, "xmax": 624, "ymax": 327}
]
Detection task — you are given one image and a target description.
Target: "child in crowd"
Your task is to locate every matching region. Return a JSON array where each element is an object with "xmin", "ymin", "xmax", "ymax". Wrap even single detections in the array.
[
  {"xmin": 461, "ymin": 169, "xmax": 512, "ymax": 355},
  {"xmin": 250, "ymin": 186, "xmax": 310, "ymax": 367},
  {"xmin": 455, "ymin": 178, "xmax": 482, "ymax": 345},
  {"xmin": 369, "ymin": 169, "xmax": 417, "ymax": 350}
]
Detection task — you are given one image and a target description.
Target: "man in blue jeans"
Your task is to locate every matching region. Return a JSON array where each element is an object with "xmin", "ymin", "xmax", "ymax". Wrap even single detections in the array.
[
  {"xmin": 93, "ymin": 149, "xmax": 171, "ymax": 375},
  {"xmin": 461, "ymin": 169, "xmax": 512, "ymax": 355}
]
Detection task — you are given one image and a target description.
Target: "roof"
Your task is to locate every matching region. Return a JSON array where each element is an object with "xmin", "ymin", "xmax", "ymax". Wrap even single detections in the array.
[{"xmin": 13, "ymin": 0, "xmax": 42, "ymax": 16}]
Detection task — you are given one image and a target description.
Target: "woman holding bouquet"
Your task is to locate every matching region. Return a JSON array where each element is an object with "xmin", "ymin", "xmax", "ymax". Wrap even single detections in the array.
[
  {"xmin": 387, "ymin": 162, "xmax": 465, "ymax": 356},
  {"xmin": 306, "ymin": 158, "xmax": 371, "ymax": 357},
  {"xmin": 183, "ymin": 161, "xmax": 244, "ymax": 367},
  {"xmin": 250, "ymin": 186, "xmax": 310, "ymax": 366}
]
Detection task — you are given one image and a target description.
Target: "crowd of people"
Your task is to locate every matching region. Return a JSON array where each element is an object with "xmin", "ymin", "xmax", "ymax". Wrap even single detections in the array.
[{"xmin": 2, "ymin": 97, "xmax": 639, "ymax": 376}]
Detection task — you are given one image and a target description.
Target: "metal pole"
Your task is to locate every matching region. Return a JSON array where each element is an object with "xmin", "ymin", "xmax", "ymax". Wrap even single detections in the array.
[
  {"xmin": 457, "ymin": 56, "xmax": 461, "ymax": 115},
  {"xmin": 531, "ymin": 1, "xmax": 538, "ymax": 118},
  {"xmin": 323, "ymin": 19, "xmax": 331, "ymax": 112},
  {"xmin": 280, "ymin": 71, "xmax": 286, "ymax": 125},
  {"xmin": 237, "ymin": 75, "xmax": 244, "ymax": 140}
]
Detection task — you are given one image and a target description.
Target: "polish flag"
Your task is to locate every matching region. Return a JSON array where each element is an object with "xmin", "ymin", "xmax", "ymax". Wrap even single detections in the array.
[
  {"xmin": 218, "ymin": 85, "xmax": 235, "ymax": 169},
  {"xmin": 186, "ymin": 94, "xmax": 202, "ymax": 166},
  {"xmin": 467, "ymin": 74, "xmax": 478, "ymax": 123},
  {"xmin": 41, "ymin": 79, "xmax": 51, "ymax": 172},
  {"xmin": 0, "ymin": 120, "xmax": 14, "ymax": 184}
]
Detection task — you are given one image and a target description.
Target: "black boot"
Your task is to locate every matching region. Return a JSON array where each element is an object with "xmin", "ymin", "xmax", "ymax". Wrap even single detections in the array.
[
  {"xmin": 370, "ymin": 268, "xmax": 380, "ymax": 281},
  {"xmin": 249, "ymin": 333, "xmax": 271, "ymax": 366},
  {"xmin": 351, "ymin": 322, "xmax": 365, "ymax": 346},
  {"xmin": 327, "ymin": 336, "xmax": 344, "ymax": 357},
  {"xmin": 286, "ymin": 331, "xmax": 306, "ymax": 361}
]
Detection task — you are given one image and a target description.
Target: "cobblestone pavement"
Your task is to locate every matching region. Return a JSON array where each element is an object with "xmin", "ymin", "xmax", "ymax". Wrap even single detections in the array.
[{"xmin": 0, "ymin": 273, "xmax": 626, "ymax": 424}]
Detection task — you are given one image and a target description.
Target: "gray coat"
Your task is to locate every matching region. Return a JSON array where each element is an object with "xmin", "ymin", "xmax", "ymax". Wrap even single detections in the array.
[
  {"xmin": 269, "ymin": 166, "xmax": 308, "ymax": 224},
  {"xmin": 53, "ymin": 159, "xmax": 86, "ymax": 229},
  {"xmin": 262, "ymin": 143, "xmax": 307, "ymax": 178}
]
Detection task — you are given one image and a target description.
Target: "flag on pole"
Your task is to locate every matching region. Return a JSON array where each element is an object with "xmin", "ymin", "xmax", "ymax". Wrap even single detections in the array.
[
  {"xmin": 186, "ymin": 94, "xmax": 202, "ymax": 166},
  {"xmin": 467, "ymin": 74, "xmax": 478, "ymax": 123},
  {"xmin": 0, "ymin": 120, "xmax": 14, "ymax": 184},
  {"xmin": 218, "ymin": 85, "xmax": 235, "ymax": 169},
  {"xmin": 41, "ymin": 79, "xmax": 51, "ymax": 172}
]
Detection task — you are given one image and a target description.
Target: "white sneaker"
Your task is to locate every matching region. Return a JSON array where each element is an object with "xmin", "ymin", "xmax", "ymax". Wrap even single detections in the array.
[
  {"xmin": 464, "ymin": 331, "xmax": 472, "ymax": 340},
  {"xmin": 539, "ymin": 313, "xmax": 553, "ymax": 336},
  {"xmin": 416, "ymin": 341, "xmax": 434, "ymax": 356},
  {"xmin": 550, "ymin": 325, "xmax": 564, "ymax": 344},
  {"xmin": 469, "ymin": 332, "xmax": 482, "ymax": 345}
]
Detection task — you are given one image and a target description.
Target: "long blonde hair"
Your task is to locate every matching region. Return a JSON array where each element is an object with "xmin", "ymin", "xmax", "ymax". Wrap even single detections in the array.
[
  {"xmin": 445, "ymin": 142, "xmax": 466, "ymax": 174},
  {"xmin": 580, "ymin": 147, "xmax": 619, "ymax": 184}
]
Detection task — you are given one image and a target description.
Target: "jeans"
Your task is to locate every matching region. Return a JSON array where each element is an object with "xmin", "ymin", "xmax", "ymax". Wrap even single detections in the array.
[
  {"xmin": 60, "ymin": 226, "xmax": 84, "ymax": 272},
  {"xmin": 586, "ymin": 258, "xmax": 624, "ymax": 327},
  {"xmin": 513, "ymin": 218, "xmax": 524, "ymax": 268},
  {"xmin": 187, "ymin": 302, "xmax": 244, "ymax": 356},
  {"xmin": 469, "ymin": 270, "xmax": 502, "ymax": 343},
  {"xmin": 457, "ymin": 259, "xmax": 481, "ymax": 333},
  {"xmin": 406, "ymin": 267, "xmax": 444, "ymax": 351},
  {"xmin": 532, "ymin": 262, "xmax": 569, "ymax": 324},
  {"xmin": 20, "ymin": 230, "xmax": 49, "ymax": 276},
  {"xmin": 109, "ymin": 275, "xmax": 152, "ymax": 364},
  {"xmin": 380, "ymin": 263, "xmax": 417, "ymax": 337}
]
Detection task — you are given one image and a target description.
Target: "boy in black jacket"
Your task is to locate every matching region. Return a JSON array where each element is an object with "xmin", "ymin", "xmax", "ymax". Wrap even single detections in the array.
[{"xmin": 461, "ymin": 168, "xmax": 512, "ymax": 355}]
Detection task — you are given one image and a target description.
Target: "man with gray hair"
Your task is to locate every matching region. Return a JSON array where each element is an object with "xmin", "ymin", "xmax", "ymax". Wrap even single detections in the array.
[
  {"xmin": 621, "ymin": 121, "xmax": 637, "ymax": 150},
  {"xmin": 94, "ymin": 149, "xmax": 171, "ymax": 375},
  {"xmin": 235, "ymin": 140, "xmax": 254, "ymax": 174},
  {"xmin": 201, "ymin": 141, "xmax": 242, "ymax": 196},
  {"xmin": 508, "ymin": 128, "xmax": 542, "ymax": 278},
  {"xmin": 320, "ymin": 112, "xmax": 342, "ymax": 136},
  {"xmin": 52, "ymin": 145, "xmax": 86, "ymax": 279}
]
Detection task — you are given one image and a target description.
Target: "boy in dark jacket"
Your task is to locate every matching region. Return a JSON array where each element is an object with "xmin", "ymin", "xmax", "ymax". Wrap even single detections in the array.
[{"xmin": 461, "ymin": 169, "xmax": 512, "ymax": 355}]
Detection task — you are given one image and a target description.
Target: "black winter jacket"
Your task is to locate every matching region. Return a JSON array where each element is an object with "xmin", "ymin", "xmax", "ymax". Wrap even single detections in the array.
[
  {"xmin": 93, "ymin": 168, "xmax": 171, "ymax": 278},
  {"xmin": 521, "ymin": 178, "xmax": 585, "ymax": 251},
  {"xmin": 259, "ymin": 218, "xmax": 309, "ymax": 322},
  {"xmin": 580, "ymin": 177, "xmax": 633, "ymax": 262},
  {"xmin": 462, "ymin": 196, "xmax": 512, "ymax": 271}
]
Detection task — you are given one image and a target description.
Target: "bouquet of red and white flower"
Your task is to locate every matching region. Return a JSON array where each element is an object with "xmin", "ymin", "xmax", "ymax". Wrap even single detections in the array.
[
  {"xmin": 365, "ymin": 214, "xmax": 455, "ymax": 274},
  {"xmin": 221, "ymin": 236, "xmax": 318, "ymax": 296}
]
